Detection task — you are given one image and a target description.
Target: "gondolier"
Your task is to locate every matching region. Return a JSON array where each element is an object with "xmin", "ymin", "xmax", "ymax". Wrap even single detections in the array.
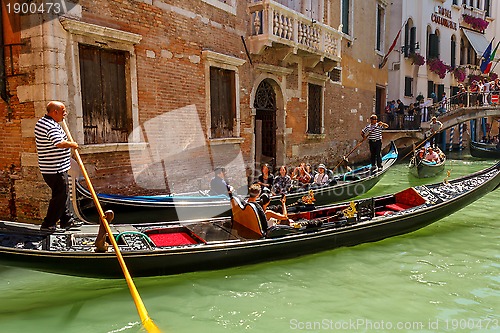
[
  {"xmin": 429, "ymin": 116, "xmax": 443, "ymax": 148},
  {"xmin": 35, "ymin": 101, "xmax": 82, "ymax": 231},
  {"xmin": 362, "ymin": 115, "xmax": 389, "ymax": 171}
]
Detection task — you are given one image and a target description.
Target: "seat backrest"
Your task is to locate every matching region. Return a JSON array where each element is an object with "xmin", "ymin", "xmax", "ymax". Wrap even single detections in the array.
[
  {"xmin": 230, "ymin": 196, "xmax": 266, "ymax": 239},
  {"xmin": 356, "ymin": 198, "xmax": 375, "ymax": 221},
  {"xmin": 394, "ymin": 188, "xmax": 426, "ymax": 207}
]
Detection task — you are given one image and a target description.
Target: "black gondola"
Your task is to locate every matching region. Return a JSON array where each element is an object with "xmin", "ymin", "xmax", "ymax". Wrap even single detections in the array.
[
  {"xmin": 0, "ymin": 161, "xmax": 498, "ymax": 278},
  {"xmin": 408, "ymin": 146, "xmax": 446, "ymax": 178},
  {"xmin": 73, "ymin": 142, "xmax": 398, "ymax": 223},
  {"xmin": 469, "ymin": 141, "xmax": 500, "ymax": 159}
]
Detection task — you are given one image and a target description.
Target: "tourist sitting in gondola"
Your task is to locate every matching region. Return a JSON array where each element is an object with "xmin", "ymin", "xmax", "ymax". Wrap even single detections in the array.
[
  {"xmin": 425, "ymin": 147, "xmax": 440, "ymax": 163},
  {"xmin": 272, "ymin": 165, "xmax": 292, "ymax": 195},
  {"xmin": 291, "ymin": 163, "xmax": 312, "ymax": 189},
  {"xmin": 255, "ymin": 163, "xmax": 274, "ymax": 191},
  {"xmin": 259, "ymin": 192, "xmax": 293, "ymax": 227},
  {"xmin": 312, "ymin": 164, "xmax": 329, "ymax": 187},
  {"xmin": 209, "ymin": 167, "xmax": 233, "ymax": 196}
]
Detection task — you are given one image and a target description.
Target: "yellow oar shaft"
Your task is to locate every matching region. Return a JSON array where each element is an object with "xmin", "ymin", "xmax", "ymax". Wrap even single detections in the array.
[
  {"xmin": 402, "ymin": 131, "xmax": 440, "ymax": 160},
  {"xmin": 331, "ymin": 137, "xmax": 367, "ymax": 173},
  {"xmin": 62, "ymin": 120, "xmax": 161, "ymax": 333}
]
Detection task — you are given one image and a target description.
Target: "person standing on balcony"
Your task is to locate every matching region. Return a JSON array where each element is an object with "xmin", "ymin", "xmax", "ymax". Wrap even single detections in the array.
[{"xmin": 361, "ymin": 114, "xmax": 388, "ymax": 172}]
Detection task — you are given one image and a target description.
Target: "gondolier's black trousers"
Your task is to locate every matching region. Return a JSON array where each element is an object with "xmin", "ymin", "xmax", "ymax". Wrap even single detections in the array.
[
  {"xmin": 369, "ymin": 139, "xmax": 383, "ymax": 169},
  {"xmin": 41, "ymin": 172, "xmax": 73, "ymax": 227}
]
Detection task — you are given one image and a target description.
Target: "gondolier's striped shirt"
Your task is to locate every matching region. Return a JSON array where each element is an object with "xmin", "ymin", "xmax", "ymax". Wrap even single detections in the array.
[
  {"xmin": 34, "ymin": 115, "xmax": 71, "ymax": 174},
  {"xmin": 362, "ymin": 124, "xmax": 384, "ymax": 141}
]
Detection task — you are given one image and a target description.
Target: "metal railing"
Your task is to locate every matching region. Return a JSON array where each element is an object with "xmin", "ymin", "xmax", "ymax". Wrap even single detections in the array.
[{"xmin": 381, "ymin": 90, "xmax": 500, "ymax": 131}]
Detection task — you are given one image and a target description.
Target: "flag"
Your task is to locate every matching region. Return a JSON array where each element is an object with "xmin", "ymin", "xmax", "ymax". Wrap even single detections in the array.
[
  {"xmin": 480, "ymin": 39, "xmax": 493, "ymax": 73},
  {"xmin": 484, "ymin": 41, "xmax": 500, "ymax": 74},
  {"xmin": 379, "ymin": 20, "xmax": 407, "ymax": 69}
]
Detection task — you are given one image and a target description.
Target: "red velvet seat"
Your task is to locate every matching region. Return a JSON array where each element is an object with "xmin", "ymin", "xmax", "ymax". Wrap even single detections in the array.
[
  {"xmin": 385, "ymin": 203, "xmax": 412, "ymax": 211},
  {"xmin": 375, "ymin": 210, "xmax": 394, "ymax": 216}
]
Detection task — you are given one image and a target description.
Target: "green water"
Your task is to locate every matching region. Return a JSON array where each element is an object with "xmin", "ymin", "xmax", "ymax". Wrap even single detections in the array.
[{"xmin": 0, "ymin": 158, "xmax": 498, "ymax": 333}]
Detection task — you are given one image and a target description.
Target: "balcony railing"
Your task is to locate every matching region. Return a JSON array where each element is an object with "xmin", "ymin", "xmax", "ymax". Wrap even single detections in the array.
[
  {"xmin": 461, "ymin": 5, "xmax": 486, "ymax": 20},
  {"xmin": 247, "ymin": 0, "xmax": 342, "ymax": 63}
]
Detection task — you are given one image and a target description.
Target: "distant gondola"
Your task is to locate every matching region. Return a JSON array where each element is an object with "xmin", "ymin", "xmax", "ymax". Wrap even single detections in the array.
[
  {"xmin": 73, "ymin": 142, "xmax": 398, "ymax": 223},
  {"xmin": 469, "ymin": 141, "xmax": 500, "ymax": 159},
  {"xmin": 408, "ymin": 146, "xmax": 446, "ymax": 178},
  {"xmin": 0, "ymin": 161, "xmax": 498, "ymax": 278}
]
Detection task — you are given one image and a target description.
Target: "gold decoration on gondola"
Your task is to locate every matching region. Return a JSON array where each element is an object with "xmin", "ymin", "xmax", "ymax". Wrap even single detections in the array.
[
  {"xmin": 443, "ymin": 169, "xmax": 452, "ymax": 184},
  {"xmin": 342, "ymin": 201, "xmax": 357, "ymax": 218},
  {"xmin": 301, "ymin": 190, "xmax": 316, "ymax": 205}
]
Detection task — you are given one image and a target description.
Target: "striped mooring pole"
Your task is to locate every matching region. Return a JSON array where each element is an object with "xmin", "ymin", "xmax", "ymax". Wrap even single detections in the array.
[
  {"xmin": 459, "ymin": 123, "xmax": 464, "ymax": 151},
  {"xmin": 449, "ymin": 126, "xmax": 455, "ymax": 152}
]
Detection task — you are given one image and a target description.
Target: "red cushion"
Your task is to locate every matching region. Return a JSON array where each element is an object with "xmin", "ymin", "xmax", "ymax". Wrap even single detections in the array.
[
  {"xmin": 149, "ymin": 232, "xmax": 199, "ymax": 247},
  {"xmin": 385, "ymin": 203, "xmax": 412, "ymax": 211},
  {"xmin": 376, "ymin": 211, "xmax": 394, "ymax": 216}
]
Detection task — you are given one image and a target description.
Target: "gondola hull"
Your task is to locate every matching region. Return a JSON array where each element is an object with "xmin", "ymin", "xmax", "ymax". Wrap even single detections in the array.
[
  {"xmin": 408, "ymin": 147, "xmax": 446, "ymax": 178},
  {"xmin": 74, "ymin": 142, "xmax": 398, "ymax": 224},
  {"xmin": 470, "ymin": 141, "xmax": 500, "ymax": 159},
  {"xmin": 0, "ymin": 161, "xmax": 498, "ymax": 278}
]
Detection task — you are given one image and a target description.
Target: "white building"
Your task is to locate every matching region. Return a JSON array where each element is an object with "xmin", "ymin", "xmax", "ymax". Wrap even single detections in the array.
[{"xmin": 387, "ymin": 0, "xmax": 497, "ymax": 106}]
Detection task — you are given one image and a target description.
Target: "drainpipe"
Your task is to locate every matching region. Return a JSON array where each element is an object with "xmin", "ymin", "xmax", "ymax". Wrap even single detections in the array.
[{"xmin": 0, "ymin": 4, "xmax": 8, "ymax": 103}]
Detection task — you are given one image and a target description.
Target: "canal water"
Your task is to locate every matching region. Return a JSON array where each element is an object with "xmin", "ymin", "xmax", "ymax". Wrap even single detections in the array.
[{"xmin": 0, "ymin": 156, "xmax": 498, "ymax": 333}]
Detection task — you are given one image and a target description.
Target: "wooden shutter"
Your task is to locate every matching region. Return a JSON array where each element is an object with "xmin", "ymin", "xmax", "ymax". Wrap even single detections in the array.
[
  {"xmin": 308, "ymin": 84, "xmax": 322, "ymax": 134},
  {"xmin": 429, "ymin": 34, "xmax": 439, "ymax": 59},
  {"xmin": 410, "ymin": 27, "xmax": 417, "ymax": 54},
  {"xmin": 210, "ymin": 67, "xmax": 235, "ymax": 138},
  {"xmin": 79, "ymin": 44, "xmax": 128, "ymax": 144}
]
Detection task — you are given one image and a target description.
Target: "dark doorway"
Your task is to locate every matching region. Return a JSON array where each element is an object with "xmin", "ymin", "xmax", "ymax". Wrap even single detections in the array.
[
  {"xmin": 375, "ymin": 86, "xmax": 385, "ymax": 116},
  {"xmin": 254, "ymin": 80, "xmax": 277, "ymax": 169}
]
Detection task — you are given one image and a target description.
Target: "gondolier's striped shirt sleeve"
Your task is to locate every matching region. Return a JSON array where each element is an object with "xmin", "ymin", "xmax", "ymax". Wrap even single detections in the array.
[
  {"xmin": 34, "ymin": 116, "xmax": 71, "ymax": 174},
  {"xmin": 362, "ymin": 124, "xmax": 383, "ymax": 141}
]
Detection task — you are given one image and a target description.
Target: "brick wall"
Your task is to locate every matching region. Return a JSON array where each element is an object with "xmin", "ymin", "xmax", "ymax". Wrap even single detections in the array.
[{"xmin": 0, "ymin": 0, "xmax": 389, "ymax": 221}]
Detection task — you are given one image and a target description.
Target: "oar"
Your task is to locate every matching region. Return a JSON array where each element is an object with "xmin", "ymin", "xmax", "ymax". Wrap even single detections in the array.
[
  {"xmin": 401, "ymin": 130, "xmax": 440, "ymax": 160},
  {"xmin": 330, "ymin": 137, "xmax": 367, "ymax": 173},
  {"xmin": 61, "ymin": 120, "xmax": 161, "ymax": 333}
]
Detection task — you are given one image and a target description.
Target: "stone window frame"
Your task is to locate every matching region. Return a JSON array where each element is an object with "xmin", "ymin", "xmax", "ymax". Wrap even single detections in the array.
[
  {"xmin": 202, "ymin": 50, "xmax": 245, "ymax": 145},
  {"xmin": 305, "ymin": 72, "xmax": 328, "ymax": 139},
  {"xmin": 201, "ymin": 0, "xmax": 236, "ymax": 15},
  {"xmin": 375, "ymin": 1, "xmax": 387, "ymax": 56},
  {"xmin": 59, "ymin": 18, "xmax": 144, "ymax": 154}
]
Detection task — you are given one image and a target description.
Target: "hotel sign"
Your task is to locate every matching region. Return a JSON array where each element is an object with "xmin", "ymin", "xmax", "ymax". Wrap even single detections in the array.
[{"xmin": 431, "ymin": 6, "xmax": 457, "ymax": 30}]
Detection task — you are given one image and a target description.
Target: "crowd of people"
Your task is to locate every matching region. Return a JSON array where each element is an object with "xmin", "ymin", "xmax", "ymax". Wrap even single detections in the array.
[
  {"xmin": 463, "ymin": 77, "xmax": 500, "ymax": 107},
  {"xmin": 382, "ymin": 77, "xmax": 500, "ymax": 131}
]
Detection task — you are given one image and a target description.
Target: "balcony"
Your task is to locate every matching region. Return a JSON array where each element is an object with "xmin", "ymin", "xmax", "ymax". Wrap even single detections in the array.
[
  {"xmin": 247, "ymin": 0, "xmax": 342, "ymax": 70},
  {"xmin": 461, "ymin": 5, "xmax": 486, "ymax": 20}
]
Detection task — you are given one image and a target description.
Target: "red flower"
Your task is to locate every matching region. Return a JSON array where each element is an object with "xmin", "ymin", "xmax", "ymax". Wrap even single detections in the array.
[
  {"xmin": 462, "ymin": 14, "xmax": 489, "ymax": 32},
  {"xmin": 408, "ymin": 53, "xmax": 425, "ymax": 66},
  {"xmin": 427, "ymin": 58, "xmax": 452, "ymax": 79},
  {"xmin": 453, "ymin": 67, "xmax": 466, "ymax": 82}
]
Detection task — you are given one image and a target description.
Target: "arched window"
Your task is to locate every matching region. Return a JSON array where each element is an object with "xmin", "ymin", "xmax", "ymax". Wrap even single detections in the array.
[
  {"xmin": 428, "ymin": 29, "xmax": 440, "ymax": 59},
  {"xmin": 404, "ymin": 19, "xmax": 417, "ymax": 58}
]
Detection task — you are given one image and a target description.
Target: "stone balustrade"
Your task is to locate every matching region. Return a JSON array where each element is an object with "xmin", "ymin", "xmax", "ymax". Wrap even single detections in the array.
[{"xmin": 248, "ymin": 0, "xmax": 342, "ymax": 63}]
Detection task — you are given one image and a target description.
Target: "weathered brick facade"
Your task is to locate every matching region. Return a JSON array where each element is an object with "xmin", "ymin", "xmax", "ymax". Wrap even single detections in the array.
[{"xmin": 0, "ymin": 0, "xmax": 390, "ymax": 221}]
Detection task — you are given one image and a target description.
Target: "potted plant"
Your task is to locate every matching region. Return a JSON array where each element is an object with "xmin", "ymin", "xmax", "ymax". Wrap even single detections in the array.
[
  {"xmin": 453, "ymin": 67, "xmax": 467, "ymax": 82},
  {"xmin": 408, "ymin": 52, "xmax": 425, "ymax": 66},
  {"xmin": 462, "ymin": 14, "xmax": 489, "ymax": 32},
  {"xmin": 427, "ymin": 58, "xmax": 452, "ymax": 79}
]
